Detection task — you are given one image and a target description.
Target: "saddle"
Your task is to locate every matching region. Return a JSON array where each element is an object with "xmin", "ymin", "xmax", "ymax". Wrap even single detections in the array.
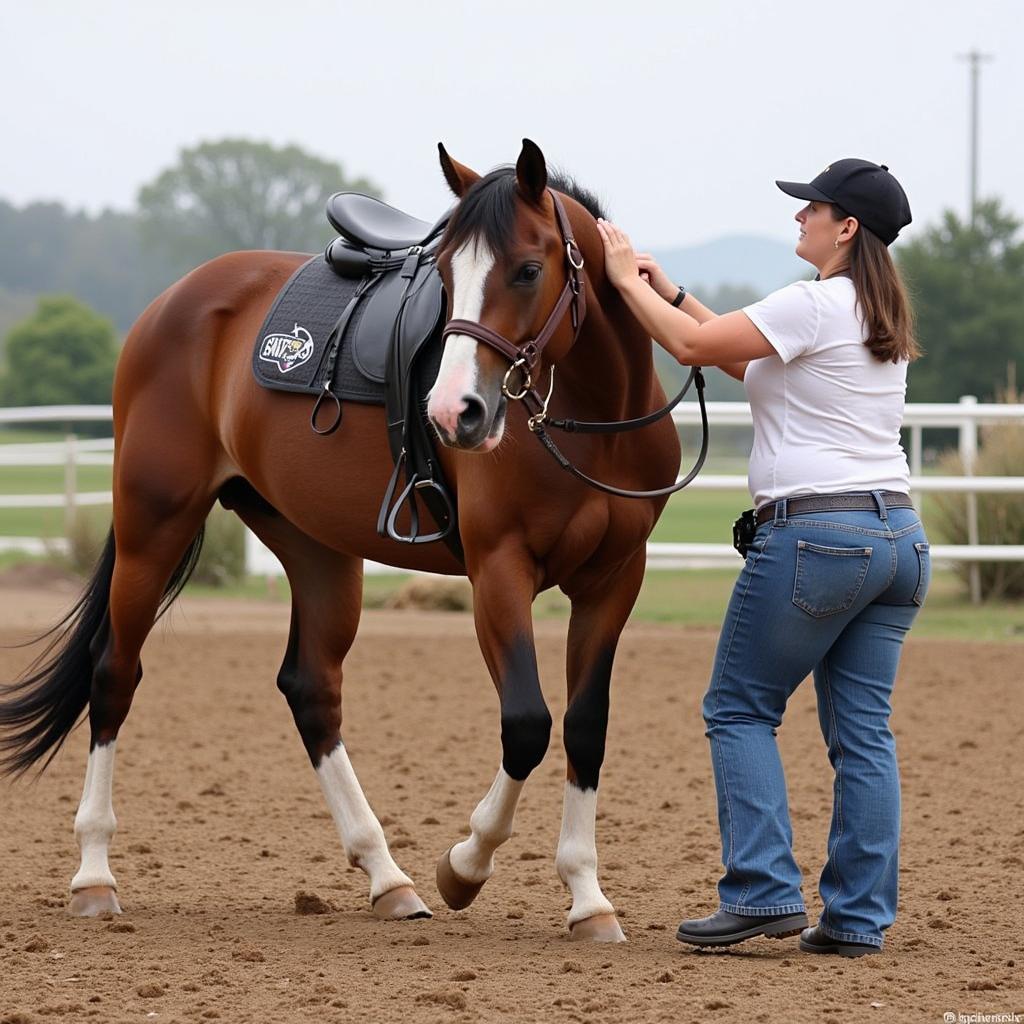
[{"xmin": 252, "ymin": 192, "xmax": 463, "ymax": 562}]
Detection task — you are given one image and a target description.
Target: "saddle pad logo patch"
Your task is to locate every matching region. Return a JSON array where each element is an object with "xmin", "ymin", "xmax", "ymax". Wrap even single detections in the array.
[{"xmin": 259, "ymin": 324, "xmax": 315, "ymax": 373}]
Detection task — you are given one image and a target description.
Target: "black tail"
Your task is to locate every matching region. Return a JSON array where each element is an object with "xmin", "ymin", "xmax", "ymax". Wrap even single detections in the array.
[{"xmin": 0, "ymin": 525, "xmax": 205, "ymax": 778}]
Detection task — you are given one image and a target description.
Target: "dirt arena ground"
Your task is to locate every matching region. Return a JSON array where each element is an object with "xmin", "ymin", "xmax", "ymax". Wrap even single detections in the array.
[{"xmin": 0, "ymin": 584, "xmax": 1021, "ymax": 1024}]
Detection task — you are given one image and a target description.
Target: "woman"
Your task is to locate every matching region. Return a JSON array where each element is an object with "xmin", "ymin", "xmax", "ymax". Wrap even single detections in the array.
[{"xmin": 596, "ymin": 159, "xmax": 928, "ymax": 957}]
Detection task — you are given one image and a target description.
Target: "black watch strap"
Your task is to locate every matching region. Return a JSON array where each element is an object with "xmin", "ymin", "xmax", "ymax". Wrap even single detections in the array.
[{"xmin": 670, "ymin": 286, "xmax": 687, "ymax": 308}]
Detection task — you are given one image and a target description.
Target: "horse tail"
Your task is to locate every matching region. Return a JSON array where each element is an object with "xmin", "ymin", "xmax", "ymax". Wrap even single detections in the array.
[{"xmin": 0, "ymin": 525, "xmax": 205, "ymax": 778}]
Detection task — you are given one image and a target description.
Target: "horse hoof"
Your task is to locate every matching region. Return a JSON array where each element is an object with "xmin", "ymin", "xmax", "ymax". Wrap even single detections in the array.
[
  {"xmin": 435, "ymin": 846, "xmax": 485, "ymax": 911},
  {"xmin": 569, "ymin": 913, "xmax": 627, "ymax": 943},
  {"xmin": 372, "ymin": 885, "xmax": 433, "ymax": 921},
  {"xmin": 68, "ymin": 886, "xmax": 121, "ymax": 917}
]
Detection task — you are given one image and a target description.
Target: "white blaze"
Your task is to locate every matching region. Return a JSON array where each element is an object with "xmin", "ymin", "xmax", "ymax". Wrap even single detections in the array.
[
  {"xmin": 71, "ymin": 742, "xmax": 118, "ymax": 892},
  {"xmin": 427, "ymin": 238, "xmax": 494, "ymax": 435}
]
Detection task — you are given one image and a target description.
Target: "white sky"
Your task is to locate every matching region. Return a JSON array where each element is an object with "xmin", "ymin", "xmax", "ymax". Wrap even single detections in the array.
[{"xmin": 1, "ymin": 0, "xmax": 1020, "ymax": 248}]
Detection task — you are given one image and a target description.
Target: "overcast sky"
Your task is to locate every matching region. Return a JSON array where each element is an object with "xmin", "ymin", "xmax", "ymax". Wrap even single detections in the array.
[{"xmin": 2, "ymin": 0, "xmax": 1020, "ymax": 249}]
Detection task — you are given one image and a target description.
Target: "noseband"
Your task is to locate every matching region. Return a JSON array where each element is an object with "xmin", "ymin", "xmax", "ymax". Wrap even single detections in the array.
[{"xmin": 440, "ymin": 188, "xmax": 709, "ymax": 500}]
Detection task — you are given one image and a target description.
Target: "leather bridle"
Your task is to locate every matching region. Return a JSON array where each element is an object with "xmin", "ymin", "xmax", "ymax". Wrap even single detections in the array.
[{"xmin": 440, "ymin": 188, "xmax": 710, "ymax": 500}]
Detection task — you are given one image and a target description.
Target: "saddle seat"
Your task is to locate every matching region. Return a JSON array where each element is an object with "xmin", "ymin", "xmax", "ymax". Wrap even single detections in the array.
[{"xmin": 326, "ymin": 192, "xmax": 434, "ymax": 251}]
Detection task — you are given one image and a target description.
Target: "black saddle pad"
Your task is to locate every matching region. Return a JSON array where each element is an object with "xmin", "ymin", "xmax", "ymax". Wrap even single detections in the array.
[
  {"xmin": 253, "ymin": 253, "xmax": 434, "ymax": 405},
  {"xmin": 251, "ymin": 251, "xmax": 462, "ymax": 562},
  {"xmin": 252, "ymin": 255, "xmax": 445, "ymax": 410},
  {"xmin": 252, "ymin": 256, "xmax": 385, "ymax": 403}
]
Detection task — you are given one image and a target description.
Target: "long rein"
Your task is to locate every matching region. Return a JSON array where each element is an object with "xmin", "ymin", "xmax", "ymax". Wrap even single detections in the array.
[{"xmin": 441, "ymin": 189, "xmax": 710, "ymax": 500}]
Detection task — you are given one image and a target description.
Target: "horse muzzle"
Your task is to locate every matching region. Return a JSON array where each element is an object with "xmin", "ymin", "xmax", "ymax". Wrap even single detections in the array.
[{"xmin": 428, "ymin": 393, "xmax": 506, "ymax": 451}]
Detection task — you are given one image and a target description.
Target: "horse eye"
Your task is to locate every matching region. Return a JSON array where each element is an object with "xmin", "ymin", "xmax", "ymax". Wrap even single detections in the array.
[{"xmin": 517, "ymin": 263, "xmax": 541, "ymax": 283}]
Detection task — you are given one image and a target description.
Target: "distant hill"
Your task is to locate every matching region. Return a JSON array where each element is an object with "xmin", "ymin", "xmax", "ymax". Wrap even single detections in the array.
[{"xmin": 650, "ymin": 235, "xmax": 806, "ymax": 295}]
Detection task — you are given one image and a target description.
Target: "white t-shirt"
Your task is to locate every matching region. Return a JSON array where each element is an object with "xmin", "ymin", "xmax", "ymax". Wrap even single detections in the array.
[{"xmin": 741, "ymin": 276, "xmax": 911, "ymax": 509}]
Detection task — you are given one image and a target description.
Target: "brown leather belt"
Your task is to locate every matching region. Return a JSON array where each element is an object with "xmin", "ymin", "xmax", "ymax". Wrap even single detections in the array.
[{"xmin": 755, "ymin": 490, "xmax": 914, "ymax": 526}]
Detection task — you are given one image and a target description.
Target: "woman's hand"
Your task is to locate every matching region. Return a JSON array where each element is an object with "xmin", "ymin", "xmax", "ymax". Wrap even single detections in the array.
[
  {"xmin": 597, "ymin": 219, "xmax": 679, "ymax": 302},
  {"xmin": 596, "ymin": 218, "xmax": 643, "ymax": 291},
  {"xmin": 635, "ymin": 254, "xmax": 678, "ymax": 303}
]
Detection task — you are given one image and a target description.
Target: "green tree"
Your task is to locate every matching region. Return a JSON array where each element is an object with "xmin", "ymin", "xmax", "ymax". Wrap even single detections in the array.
[
  {"xmin": 899, "ymin": 200, "xmax": 1024, "ymax": 402},
  {"xmin": 137, "ymin": 138, "xmax": 380, "ymax": 273},
  {"xmin": 0, "ymin": 295, "xmax": 117, "ymax": 406}
]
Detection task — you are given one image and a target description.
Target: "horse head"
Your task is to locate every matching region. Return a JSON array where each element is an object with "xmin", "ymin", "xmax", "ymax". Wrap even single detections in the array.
[{"xmin": 427, "ymin": 139, "xmax": 590, "ymax": 452}]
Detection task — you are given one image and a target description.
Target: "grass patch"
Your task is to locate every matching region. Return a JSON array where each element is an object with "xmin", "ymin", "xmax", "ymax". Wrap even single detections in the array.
[
  {"xmin": 0, "ymin": 427, "xmax": 68, "ymax": 444},
  {"xmin": 0, "ymin": 464, "xmax": 112, "ymax": 496},
  {"xmin": 3, "ymin": 553, "xmax": 1017, "ymax": 642},
  {"xmin": 178, "ymin": 567, "xmax": 1021, "ymax": 643}
]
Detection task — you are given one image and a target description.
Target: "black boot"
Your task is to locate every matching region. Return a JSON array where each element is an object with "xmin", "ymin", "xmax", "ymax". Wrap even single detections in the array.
[
  {"xmin": 799, "ymin": 925, "xmax": 880, "ymax": 957},
  {"xmin": 676, "ymin": 908, "xmax": 808, "ymax": 948}
]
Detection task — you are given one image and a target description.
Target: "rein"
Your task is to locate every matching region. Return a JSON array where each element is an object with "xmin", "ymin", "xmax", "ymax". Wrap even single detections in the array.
[{"xmin": 440, "ymin": 188, "xmax": 710, "ymax": 500}]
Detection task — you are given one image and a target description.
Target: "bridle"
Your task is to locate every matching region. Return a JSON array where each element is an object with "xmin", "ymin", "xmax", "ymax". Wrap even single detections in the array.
[{"xmin": 440, "ymin": 188, "xmax": 709, "ymax": 500}]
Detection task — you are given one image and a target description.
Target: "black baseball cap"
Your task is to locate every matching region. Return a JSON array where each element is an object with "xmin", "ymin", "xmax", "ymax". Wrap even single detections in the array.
[{"xmin": 776, "ymin": 158, "xmax": 912, "ymax": 245}]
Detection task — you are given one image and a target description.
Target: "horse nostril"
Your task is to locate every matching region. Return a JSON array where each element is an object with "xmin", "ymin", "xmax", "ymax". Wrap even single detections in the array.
[{"xmin": 458, "ymin": 394, "xmax": 487, "ymax": 435}]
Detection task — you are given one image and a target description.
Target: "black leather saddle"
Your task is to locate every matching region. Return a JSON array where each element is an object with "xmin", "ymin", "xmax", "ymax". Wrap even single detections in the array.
[
  {"xmin": 318, "ymin": 193, "xmax": 462, "ymax": 562},
  {"xmin": 327, "ymin": 193, "xmax": 436, "ymax": 250}
]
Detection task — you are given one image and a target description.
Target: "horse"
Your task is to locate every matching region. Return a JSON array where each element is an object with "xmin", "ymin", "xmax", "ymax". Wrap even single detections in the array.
[{"xmin": 0, "ymin": 139, "xmax": 682, "ymax": 942}]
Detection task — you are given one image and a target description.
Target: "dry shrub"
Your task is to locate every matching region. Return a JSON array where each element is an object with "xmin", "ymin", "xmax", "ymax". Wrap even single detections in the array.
[
  {"xmin": 384, "ymin": 576, "xmax": 473, "ymax": 611},
  {"xmin": 192, "ymin": 506, "xmax": 246, "ymax": 587},
  {"xmin": 56, "ymin": 506, "xmax": 246, "ymax": 589},
  {"xmin": 931, "ymin": 423, "xmax": 1024, "ymax": 599},
  {"xmin": 60, "ymin": 507, "xmax": 108, "ymax": 576}
]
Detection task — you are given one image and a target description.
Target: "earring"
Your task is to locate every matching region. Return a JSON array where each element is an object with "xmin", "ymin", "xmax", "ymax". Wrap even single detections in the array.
[{"xmin": 833, "ymin": 238, "xmax": 840, "ymax": 250}]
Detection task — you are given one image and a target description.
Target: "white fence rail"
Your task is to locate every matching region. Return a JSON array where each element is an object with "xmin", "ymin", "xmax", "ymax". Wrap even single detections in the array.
[{"xmin": 1, "ymin": 402, "xmax": 1022, "ymax": 591}]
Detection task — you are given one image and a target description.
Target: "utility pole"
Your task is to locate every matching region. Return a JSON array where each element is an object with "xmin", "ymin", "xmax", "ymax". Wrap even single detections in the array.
[{"xmin": 958, "ymin": 50, "xmax": 993, "ymax": 227}]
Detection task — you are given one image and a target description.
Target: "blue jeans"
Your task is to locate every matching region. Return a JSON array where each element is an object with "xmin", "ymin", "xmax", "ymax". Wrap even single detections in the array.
[{"xmin": 702, "ymin": 494, "xmax": 930, "ymax": 948}]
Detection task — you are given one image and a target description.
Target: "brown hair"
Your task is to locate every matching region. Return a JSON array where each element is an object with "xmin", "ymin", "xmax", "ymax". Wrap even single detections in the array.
[{"xmin": 830, "ymin": 205, "xmax": 920, "ymax": 363}]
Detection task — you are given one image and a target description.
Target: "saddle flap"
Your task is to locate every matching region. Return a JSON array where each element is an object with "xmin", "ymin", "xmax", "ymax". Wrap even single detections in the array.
[{"xmin": 351, "ymin": 263, "xmax": 445, "ymax": 384}]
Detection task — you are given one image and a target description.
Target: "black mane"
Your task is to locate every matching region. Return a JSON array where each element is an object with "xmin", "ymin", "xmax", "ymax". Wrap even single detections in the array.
[{"xmin": 442, "ymin": 165, "xmax": 608, "ymax": 258}]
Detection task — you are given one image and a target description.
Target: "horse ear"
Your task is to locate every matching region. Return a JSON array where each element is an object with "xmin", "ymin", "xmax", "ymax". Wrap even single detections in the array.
[
  {"xmin": 515, "ymin": 138, "xmax": 548, "ymax": 205},
  {"xmin": 437, "ymin": 143, "xmax": 480, "ymax": 198}
]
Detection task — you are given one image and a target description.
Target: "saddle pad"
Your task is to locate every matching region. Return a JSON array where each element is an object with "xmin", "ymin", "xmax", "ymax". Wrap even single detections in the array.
[{"xmin": 251, "ymin": 255, "xmax": 385, "ymax": 404}]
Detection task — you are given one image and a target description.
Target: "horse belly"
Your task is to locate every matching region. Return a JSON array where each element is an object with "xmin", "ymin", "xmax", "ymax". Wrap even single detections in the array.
[{"xmin": 226, "ymin": 390, "xmax": 465, "ymax": 576}]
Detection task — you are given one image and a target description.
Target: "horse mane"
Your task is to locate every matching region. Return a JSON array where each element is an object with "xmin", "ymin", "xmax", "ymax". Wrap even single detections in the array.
[{"xmin": 442, "ymin": 165, "xmax": 608, "ymax": 259}]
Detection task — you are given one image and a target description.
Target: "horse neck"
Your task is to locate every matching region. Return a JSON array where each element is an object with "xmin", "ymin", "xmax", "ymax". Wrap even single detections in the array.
[{"xmin": 554, "ymin": 277, "xmax": 660, "ymax": 422}]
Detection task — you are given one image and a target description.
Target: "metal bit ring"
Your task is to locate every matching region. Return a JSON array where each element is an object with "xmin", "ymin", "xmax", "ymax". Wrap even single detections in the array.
[{"xmin": 502, "ymin": 358, "xmax": 532, "ymax": 400}]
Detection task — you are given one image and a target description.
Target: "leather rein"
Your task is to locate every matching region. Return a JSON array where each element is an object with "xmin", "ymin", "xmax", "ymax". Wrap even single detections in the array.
[{"xmin": 440, "ymin": 188, "xmax": 709, "ymax": 500}]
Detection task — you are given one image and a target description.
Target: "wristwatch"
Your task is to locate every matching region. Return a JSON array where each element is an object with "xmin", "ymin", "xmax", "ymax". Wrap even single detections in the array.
[{"xmin": 670, "ymin": 286, "xmax": 687, "ymax": 308}]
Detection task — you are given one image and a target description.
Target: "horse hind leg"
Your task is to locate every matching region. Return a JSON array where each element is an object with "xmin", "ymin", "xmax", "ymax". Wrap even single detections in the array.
[
  {"xmin": 69, "ymin": 487, "xmax": 214, "ymax": 916},
  {"xmin": 232, "ymin": 492, "xmax": 430, "ymax": 920}
]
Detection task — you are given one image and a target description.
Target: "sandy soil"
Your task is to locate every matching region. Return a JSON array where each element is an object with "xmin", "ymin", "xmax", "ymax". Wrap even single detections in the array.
[{"xmin": 0, "ymin": 586, "xmax": 1021, "ymax": 1024}]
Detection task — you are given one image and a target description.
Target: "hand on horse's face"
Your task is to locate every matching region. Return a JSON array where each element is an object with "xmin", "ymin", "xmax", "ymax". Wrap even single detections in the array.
[{"xmin": 596, "ymin": 218, "xmax": 642, "ymax": 290}]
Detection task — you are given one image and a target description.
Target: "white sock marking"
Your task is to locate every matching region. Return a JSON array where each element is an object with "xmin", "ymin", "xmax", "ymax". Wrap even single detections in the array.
[
  {"xmin": 449, "ymin": 767, "xmax": 524, "ymax": 884},
  {"xmin": 71, "ymin": 742, "xmax": 118, "ymax": 892},
  {"xmin": 556, "ymin": 782, "xmax": 615, "ymax": 925},
  {"xmin": 427, "ymin": 238, "xmax": 494, "ymax": 435},
  {"xmin": 316, "ymin": 743, "xmax": 413, "ymax": 902}
]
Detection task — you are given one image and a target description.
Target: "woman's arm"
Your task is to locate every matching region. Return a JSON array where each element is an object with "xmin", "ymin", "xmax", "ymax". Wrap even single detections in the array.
[
  {"xmin": 599, "ymin": 220, "xmax": 773, "ymax": 369},
  {"xmin": 679, "ymin": 294, "xmax": 749, "ymax": 382}
]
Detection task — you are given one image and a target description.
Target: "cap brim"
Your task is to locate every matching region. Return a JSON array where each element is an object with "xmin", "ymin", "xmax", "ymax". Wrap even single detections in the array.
[{"xmin": 775, "ymin": 180, "xmax": 833, "ymax": 203}]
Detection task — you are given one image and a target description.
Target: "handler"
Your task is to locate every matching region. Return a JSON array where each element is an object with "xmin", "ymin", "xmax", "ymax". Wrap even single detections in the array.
[{"xmin": 596, "ymin": 159, "xmax": 928, "ymax": 957}]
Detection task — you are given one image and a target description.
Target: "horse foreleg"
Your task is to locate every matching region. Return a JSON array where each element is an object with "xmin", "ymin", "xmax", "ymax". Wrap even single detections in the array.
[
  {"xmin": 436, "ymin": 553, "xmax": 551, "ymax": 910},
  {"xmin": 556, "ymin": 550, "xmax": 647, "ymax": 942}
]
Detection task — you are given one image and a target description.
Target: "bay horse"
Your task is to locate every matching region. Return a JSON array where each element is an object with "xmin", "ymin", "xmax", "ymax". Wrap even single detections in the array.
[{"xmin": 0, "ymin": 139, "xmax": 682, "ymax": 942}]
